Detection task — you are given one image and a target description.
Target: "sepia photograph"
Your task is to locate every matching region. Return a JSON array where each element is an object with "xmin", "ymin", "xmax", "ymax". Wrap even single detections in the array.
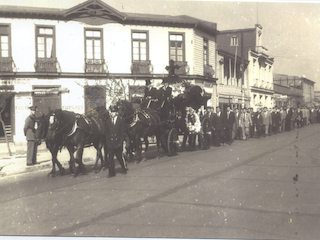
[{"xmin": 0, "ymin": 0, "xmax": 319, "ymax": 239}]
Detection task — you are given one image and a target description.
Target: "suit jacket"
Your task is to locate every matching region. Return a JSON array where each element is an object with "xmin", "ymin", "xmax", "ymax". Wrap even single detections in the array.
[
  {"xmin": 106, "ymin": 116, "xmax": 125, "ymax": 149},
  {"xmin": 256, "ymin": 113, "xmax": 263, "ymax": 126},
  {"xmin": 24, "ymin": 114, "xmax": 36, "ymax": 141},
  {"xmin": 224, "ymin": 111, "xmax": 235, "ymax": 129},
  {"xmin": 234, "ymin": 112, "xmax": 240, "ymax": 129},
  {"xmin": 239, "ymin": 112, "xmax": 252, "ymax": 128},
  {"xmin": 261, "ymin": 111, "xmax": 272, "ymax": 125},
  {"xmin": 213, "ymin": 112, "xmax": 225, "ymax": 131},
  {"xmin": 280, "ymin": 110, "xmax": 287, "ymax": 122}
]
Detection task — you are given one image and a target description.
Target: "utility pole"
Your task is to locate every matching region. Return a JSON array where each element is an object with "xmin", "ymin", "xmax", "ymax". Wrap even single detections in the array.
[{"xmin": 241, "ymin": 31, "xmax": 245, "ymax": 108}]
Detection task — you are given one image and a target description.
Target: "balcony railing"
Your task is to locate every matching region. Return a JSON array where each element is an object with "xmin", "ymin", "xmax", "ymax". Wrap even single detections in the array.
[
  {"xmin": 35, "ymin": 58, "xmax": 60, "ymax": 73},
  {"xmin": 174, "ymin": 61, "xmax": 190, "ymax": 75},
  {"xmin": 204, "ymin": 64, "xmax": 215, "ymax": 78},
  {"xmin": 131, "ymin": 60, "xmax": 153, "ymax": 74},
  {"xmin": 85, "ymin": 59, "xmax": 107, "ymax": 73},
  {"xmin": 0, "ymin": 57, "xmax": 15, "ymax": 72}
]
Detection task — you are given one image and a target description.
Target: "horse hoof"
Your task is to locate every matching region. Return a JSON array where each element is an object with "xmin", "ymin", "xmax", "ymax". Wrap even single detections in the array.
[{"xmin": 60, "ymin": 168, "xmax": 65, "ymax": 176}]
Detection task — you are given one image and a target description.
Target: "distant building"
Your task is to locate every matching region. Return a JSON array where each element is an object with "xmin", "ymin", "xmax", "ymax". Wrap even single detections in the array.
[
  {"xmin": 0, "ymin": 0, "xmax": 218, "ymax": 146},
  {"xmin": 273, "ymin": 73, "xmax": 315, "ymax": 108},
  {"xmin": 216, "ymin": 24, "xmax": 274, "ymax": 111}
]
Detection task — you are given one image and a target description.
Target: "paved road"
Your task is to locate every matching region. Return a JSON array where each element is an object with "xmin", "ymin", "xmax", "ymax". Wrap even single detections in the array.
[{"xmin": 1, "ymin": 124, "xmax": 320, "ymax": 239}]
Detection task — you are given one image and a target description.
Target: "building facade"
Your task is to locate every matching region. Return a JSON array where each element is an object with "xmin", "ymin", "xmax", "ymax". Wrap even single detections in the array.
[
  {"xmin": 273, "ymin": 73, "xmax": 315, "ymax": 107},
  {"xmin": 217, "ymin": 24, "xmax": 274, "ymax": 111},
  {"xmin": 0, "ymin": 0, "xmax": 218, "ymax": 146}
]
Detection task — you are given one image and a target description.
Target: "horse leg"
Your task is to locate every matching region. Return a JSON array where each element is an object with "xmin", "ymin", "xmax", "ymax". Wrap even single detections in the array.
[
  {"xmin": 48, "ymin": 147, "xmax": 65, "ymax": 177},
  {"xmin": 94, "ymin": 142, "xmax": 104, "ymax": 173},
  {"xmin": 67, "ymin": 145, "xmax": 75, "ymax": 174},
  {"xmin": 142, "ymin": 137, "xmax": 149, "ymax": 162},
  {"xmin": 156, "ymin": 135, "xmax": 160, "ymax": 160},
  {"xmin": 74, "ymin": 144, "xmax": 85, "ymax": 177}
]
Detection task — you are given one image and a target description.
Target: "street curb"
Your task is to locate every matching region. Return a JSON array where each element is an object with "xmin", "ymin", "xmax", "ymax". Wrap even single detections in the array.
[{"xmin": 0, "ymin": 157, "xmax": 97, "ymax": 178}]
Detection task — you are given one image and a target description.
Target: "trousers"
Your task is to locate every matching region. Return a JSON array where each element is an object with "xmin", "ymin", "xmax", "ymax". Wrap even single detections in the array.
[
  {"xmin": 107, "ymin": 146, "xmax": 127, "ymax": 175},
  {"xmin": 27, "ymin": 140, "xmax": 37, "ymax": 165}
]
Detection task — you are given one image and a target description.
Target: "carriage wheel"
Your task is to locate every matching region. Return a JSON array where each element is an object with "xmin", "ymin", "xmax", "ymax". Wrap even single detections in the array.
[
  {"xmin": 167, "ymin": 128, "xmax": 179, "ymax": 156},
  {"xmin": 201, "ymin": 117, "xmax": 211, "ymax": 150}
]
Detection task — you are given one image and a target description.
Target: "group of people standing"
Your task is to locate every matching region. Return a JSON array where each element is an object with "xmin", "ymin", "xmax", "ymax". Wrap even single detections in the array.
[{"xmin": 184, "ymin": 105, "xmax": 320, "ymax": 149}]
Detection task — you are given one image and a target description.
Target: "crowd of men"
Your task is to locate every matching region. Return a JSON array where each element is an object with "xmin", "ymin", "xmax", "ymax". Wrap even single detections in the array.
[{"xmin": 186, "ymin": 105, "xmax": 320, "ymax": 148}]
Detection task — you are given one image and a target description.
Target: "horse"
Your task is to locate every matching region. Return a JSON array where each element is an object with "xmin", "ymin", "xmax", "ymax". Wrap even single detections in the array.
[
  {"xmin": 35, "ymin": 113, "xmax": 76, "ymax": 176},
  {"xmin": 117, "ymin": 99, "xmax": 163, "ymax": 162},
  {"xmin": 36, "ymin": 107, "xmax": 108, "ymax": 177}
]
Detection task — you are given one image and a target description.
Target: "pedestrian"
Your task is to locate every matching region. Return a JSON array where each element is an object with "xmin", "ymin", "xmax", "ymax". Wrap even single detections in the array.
[
  {"xmin": 239, "ymin": 107, "xmax": 252, "ymax": 140},
  {"xmin": 255, "ymin": 108, "xmax": 263, "ymax": 138},
  {"xmin": 106, "ymin": 105, "xmax": 127, "ymax": 178},
  {"xmin": 280, "ymin": 106, "xmax": 287, "ymax": 132},
  {"xmin": 212, "ymin": 106, "xmax": 225, "ymax": 146},
  {"xmin": 249, "ymin": 108, "xmax": 255, "ymax": 138},
  {"xmin": 285, "ymin": 106, "xmax": 292, "ymax": 131},
  {"xmin": 23, "ymin": 106, "xmax": 39, "ymax": 166},
  {"xmin": 261, "ymin": 107, "xmax": 272, "ymax": 137},
  {"xmin": 224, "ymin": 105, "xmax": 235, "ymax": 145},
  {"xmin": 232, "ymin": 108, "xmax": 240, "ymax": 140}
]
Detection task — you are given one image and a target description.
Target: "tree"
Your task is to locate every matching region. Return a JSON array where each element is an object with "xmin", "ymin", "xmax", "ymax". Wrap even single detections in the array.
[{"xmin": 0, "ymin": 80, "xmax": 13, "ymax": 156}]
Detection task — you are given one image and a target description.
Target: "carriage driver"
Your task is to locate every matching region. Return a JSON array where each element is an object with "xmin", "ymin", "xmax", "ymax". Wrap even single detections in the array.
[
  {"xmin": 106, "ymin": 105, "xmax": 128, "ymax": 178},
  {"xmin": 24, "ymin": 106, "xmax": 40, "ymax": 166}
]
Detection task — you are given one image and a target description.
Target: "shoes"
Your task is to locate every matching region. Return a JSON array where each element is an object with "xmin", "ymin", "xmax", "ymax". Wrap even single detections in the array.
[
  {"xmin": 27, "ymin": 164, "xmax": 33, "ymax": 166},
  {"xmin": 122, "ymin": 170, "xmax": 127, "ymax": 175},
  {"xmin": 107, "ymin": 173, "xmax": 116, "ymax": 178}
]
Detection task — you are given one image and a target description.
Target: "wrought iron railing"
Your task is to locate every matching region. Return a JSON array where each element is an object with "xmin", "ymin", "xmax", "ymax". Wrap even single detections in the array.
[
  {"xmin": 131, "ymin": 60, "xmax": 153, "ymax": 74},
  {"xmin": 0, "ymin": 57, "xmax": 15, "ymax": 72},
  {"xmin": 175, "ymin": 61, "xmax": 189, "ymax": 75},
  {"xmin": 85, "ymin": 59, "xmax": 107, "ymax": 73},
  {"xmin": 204, "ymin": 64, "xmax": 215, "ymax": 78},
  {"xmin": 35, "ymin": 58, "xmax": 60, "ymax": 73}
]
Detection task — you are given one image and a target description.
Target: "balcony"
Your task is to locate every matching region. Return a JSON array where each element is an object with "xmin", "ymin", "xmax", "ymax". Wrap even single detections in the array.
[
  {"xmin": 85, "ymin": 59, "xmax": 107, "ymax": 73},
  {"xmin": 0, "ymin": 57, "xmax": 15, "ymax": 72},
  {"xmin": 174, "ymin": 61, "xmax": 189, "ymax": 75},
  {"xmin": 131, "ymin": 60, "xmax": 153, "ymax": 74},
  {"xmin": 35, "ymin": 58, "xmax": 60, "ymax": 73},
  {"xmin": 204, "ymin": 64, "xmax": 215, "ymax": 78}
]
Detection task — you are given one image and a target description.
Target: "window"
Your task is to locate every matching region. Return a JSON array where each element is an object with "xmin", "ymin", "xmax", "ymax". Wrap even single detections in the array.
[
  {"xmin": 85, "ymin": 29, "xmax": 103, "ymax": 60},
  {"xmin": 0, "ymin": 25, "xmax": 10, "ymax": 58},
  {"xmin": 230, "ymin": 35, "xmax": 238, "ymax": 46},
  {"xmin": 203, "ymin": 38, "xmax": 209, "ymax": 65},
  {"xmin": 36, "ymin": 26, "xmax": 55, "ymax": 59},
  {"xmin": 169, "ymin": 33, "xmax": 184, "ymax": 62},
  {"xmin": 132, "ymin": 31, "xmax": 148, "ymax": 61}
]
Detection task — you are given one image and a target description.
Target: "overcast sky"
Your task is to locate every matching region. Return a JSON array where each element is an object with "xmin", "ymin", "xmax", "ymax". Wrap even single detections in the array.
[{"xmin": 1, "ymin": 0, "xmax": 320, "ymax": 89}]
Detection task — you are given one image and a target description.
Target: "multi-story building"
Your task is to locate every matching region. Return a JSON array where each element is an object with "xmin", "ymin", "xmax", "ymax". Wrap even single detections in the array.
[
  {"xmin": 273, "ymin": 73, "xmax": 315, "ymax": 107},
  {"xmin": 216, "ymin": 24, "xmax": 274, "ymax": 111},
  {"xmin": 0, "ymin": 0, "xmax": 218, "ymax": 147}
]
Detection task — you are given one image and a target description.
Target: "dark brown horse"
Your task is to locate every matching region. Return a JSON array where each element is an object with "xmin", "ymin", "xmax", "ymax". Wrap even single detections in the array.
[
  {"xmin": 36, "ymin": 107, "xmax": 108, "ymax": 177},
  {"xmin": 117, "ymin": 100, "xmax": 163, "ymax": 162}
]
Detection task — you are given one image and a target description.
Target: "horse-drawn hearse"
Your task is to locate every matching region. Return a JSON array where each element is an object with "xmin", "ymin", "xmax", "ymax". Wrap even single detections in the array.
[{"xmin": 34, "ymin": 78, "xmax": 212, "ymax": 177}]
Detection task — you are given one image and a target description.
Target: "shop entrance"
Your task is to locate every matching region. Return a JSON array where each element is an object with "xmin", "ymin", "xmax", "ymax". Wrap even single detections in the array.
[
  {"xmin": 33, "ymin": 86, "xmax": 61, "ymax": 116},
  {"xmin": 0, "ymin": 95, "xmax": 13, "ymax": 143}
]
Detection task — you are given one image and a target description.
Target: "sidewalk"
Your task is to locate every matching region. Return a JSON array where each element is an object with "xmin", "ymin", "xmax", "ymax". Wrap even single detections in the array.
[{"xmin": 0, "ymin": 143, "xmax": 99, "ymax": 178}]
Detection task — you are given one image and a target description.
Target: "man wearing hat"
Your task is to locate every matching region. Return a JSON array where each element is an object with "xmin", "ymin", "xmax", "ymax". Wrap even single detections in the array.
[
  {"xmin": 23, "ymin": 106, "xmax": 38, "ymax": 166},
  {"xmin": 106, "ymin": 105, "xmax": 127, "ymax": 178}
]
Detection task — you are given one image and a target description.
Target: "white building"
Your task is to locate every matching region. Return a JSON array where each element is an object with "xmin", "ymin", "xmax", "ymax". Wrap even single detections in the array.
[
  {"xmin": 216, "ymin": 24, "xmax": 274, "ymax": 111},
  {"xmin": 0, "ymin": 0, "xmax": 218, "ymax": 148}
]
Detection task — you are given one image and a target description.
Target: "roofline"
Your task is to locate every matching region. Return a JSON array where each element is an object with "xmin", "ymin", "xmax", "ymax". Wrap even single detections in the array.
[
  {"xmin": 0, "ymin": 1, "xmax": 218, "ymax": 35},
  {"xmin": 218, "ymin": 28, "xmax": 255, "ymax": 34}
]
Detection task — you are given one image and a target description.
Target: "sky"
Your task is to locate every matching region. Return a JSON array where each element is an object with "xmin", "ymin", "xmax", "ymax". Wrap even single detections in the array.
[{"xmin": 1, "ymin": 0, "xmax": 320, "ymax": 89}]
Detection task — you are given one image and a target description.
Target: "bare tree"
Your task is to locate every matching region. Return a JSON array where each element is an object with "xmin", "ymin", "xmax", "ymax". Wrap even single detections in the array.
[{"xmin": 0, "ymin": 80, "xmax": 13, "ymax": 156}]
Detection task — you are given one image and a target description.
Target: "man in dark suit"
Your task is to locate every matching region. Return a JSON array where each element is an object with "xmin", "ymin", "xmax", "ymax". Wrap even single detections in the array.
[
  {"xmin": 106, "ymin": 105, "xmax": 127, "ymax": 178},
  {"xmin": 24, "ymin": 106, "xmax": 39, "ymax": 166},
  {"xmin": 255, "ymin": 108, "xmax": 263, "ymax": 138},
  {"xmin": 224, "ymin": 105, "xmax": 235, "ymax": 145},
  {"xmin": 160, "ymin": 79, "xmax": 173, "ymax": 120},
  {"xmin": 213, "ymin": 106, "xmax": 225, "ymax": 146},
  {"xmin": 285, "ymin": 106, "xmax": 292, "ymax": 131}
]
